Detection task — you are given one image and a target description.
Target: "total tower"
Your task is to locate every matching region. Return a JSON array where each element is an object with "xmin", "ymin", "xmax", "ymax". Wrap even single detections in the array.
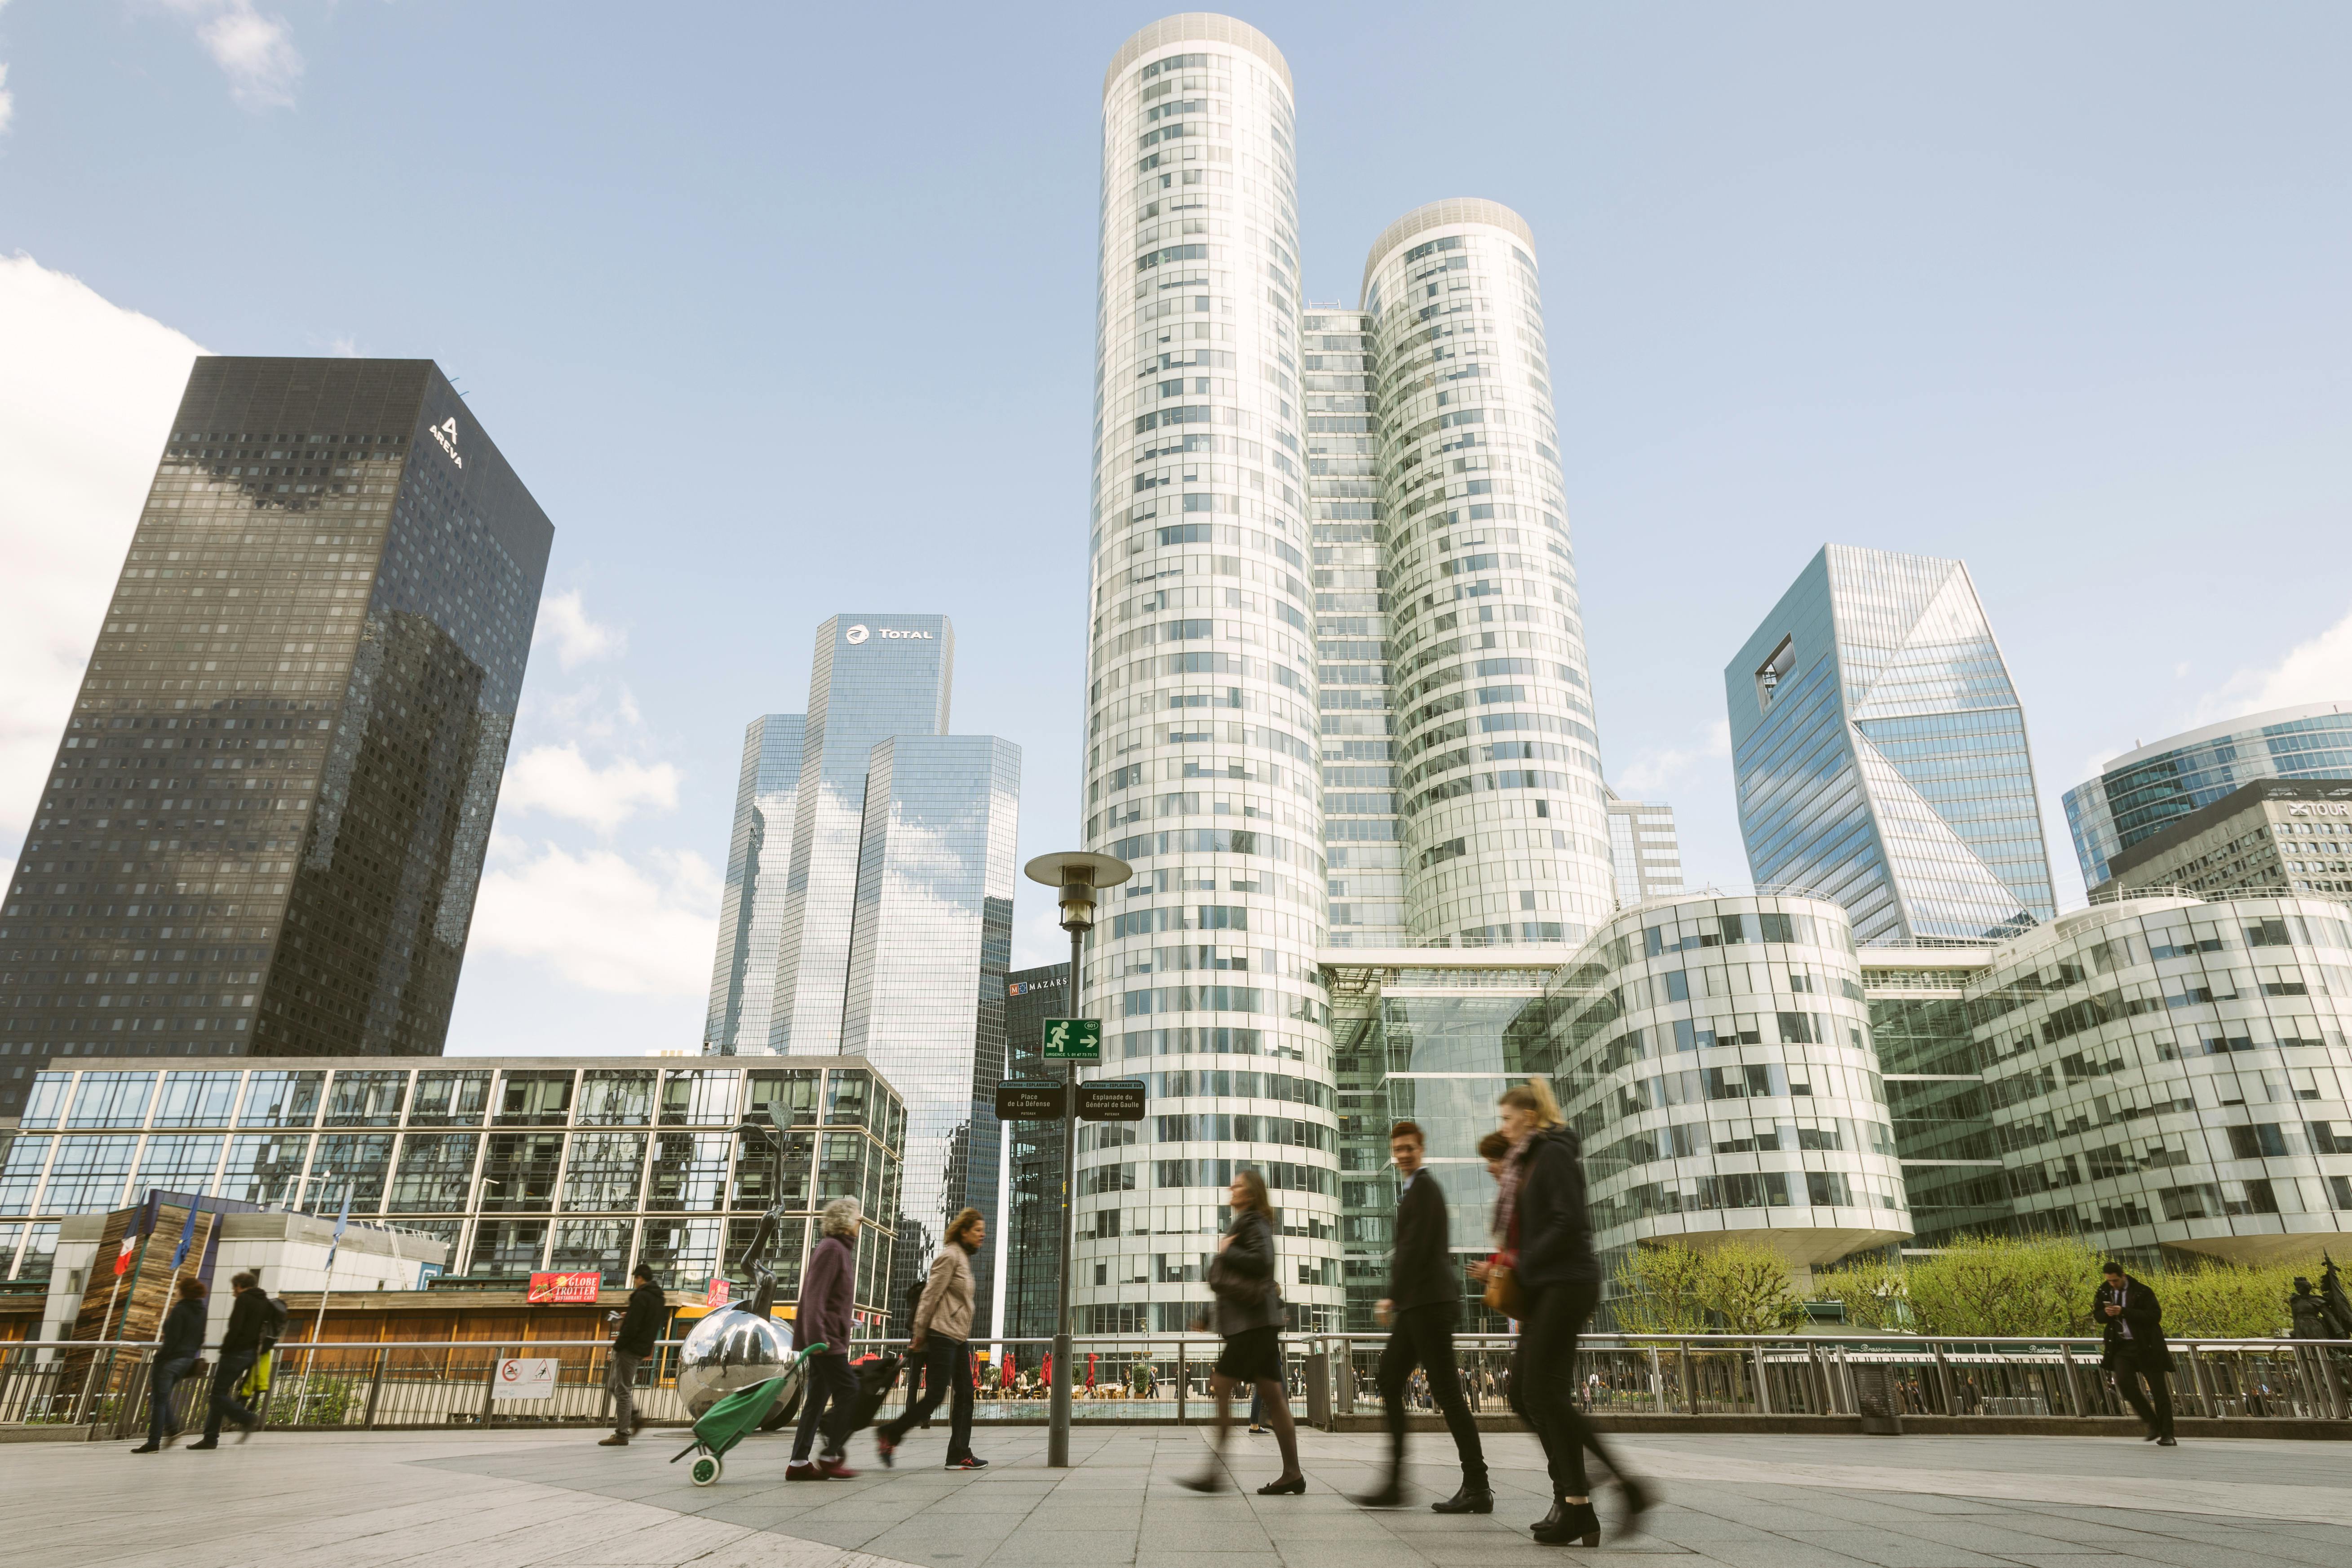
[{"xmin": 1075, "ymin": 15, "xmax": 1612, "ymax": 1334}]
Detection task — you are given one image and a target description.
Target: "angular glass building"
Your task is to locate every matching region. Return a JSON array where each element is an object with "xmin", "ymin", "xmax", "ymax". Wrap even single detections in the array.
[
  {"xmin": 1727, "ymin": 545, "xmax": 2056, "ymax": 943},
  {"xmin": 2063, "ymin": 703, "xmax": 2352, "ymax": 887},
  {"xmin": 0, "ymin": 358, "xmax": 553, "ymax": 1115},
  {"xmin": 999, "ymin": 962, "xmax": 1069, "ymax": 1342},
  {"xmin": 703, "ymin": 715, "xmax": 806, "ymax": 1053},
  {"xmin": 1605, "ymin": 789, "xmax": 1686, "ymax": 908}
]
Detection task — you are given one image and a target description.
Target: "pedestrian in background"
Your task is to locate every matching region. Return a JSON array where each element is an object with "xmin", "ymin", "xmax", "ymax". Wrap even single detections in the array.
[
  {"xmin": 876, "ymin": 1206, "xmax": 988, "ymax": 1471},
  {"xmin": 131, "ymin": 1275, "xmax": 207, "ymax": 1453},
  {"xmin": 188, "ymin": 1270, "xmax": 269, "ymax": 1448},
  {"xmin": 2096, "ymin": 1260, "xmax": 2176, "ymax": 1445},
  {"xmin": 787, "ymin": 1197, "xmax": 864, "ymax": 1480},
  {"xmin": 1355, "ymin": 1119, "xmax": 1489, "ymax": 1514},
  {"xmin": 1492, "ymin": 1080, "xmax": 1650, "ymax": 1546},
  {"xmin": 1180, "ymin": 1169, "xmax": 1304, "ymax": 1495},
  {"xmin": 598, "ymin": 1262, "xmax": 665, "ymax": 1447}
]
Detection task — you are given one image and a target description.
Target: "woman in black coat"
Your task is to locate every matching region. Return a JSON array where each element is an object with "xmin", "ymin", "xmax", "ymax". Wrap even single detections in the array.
[
  {"xmin": 1492, "ymin": 1080, "xmax": 1649, "ymax": 1546},
  {"xmin": 1179, "ymin": 1168, "xmax": 1304, "ymax": 1495}
]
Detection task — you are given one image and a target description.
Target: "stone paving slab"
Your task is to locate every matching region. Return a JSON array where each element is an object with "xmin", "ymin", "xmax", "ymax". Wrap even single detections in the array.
[{"xmin": 1, "ymin": 1424, "xmax": 2347, "ymax": 1568}]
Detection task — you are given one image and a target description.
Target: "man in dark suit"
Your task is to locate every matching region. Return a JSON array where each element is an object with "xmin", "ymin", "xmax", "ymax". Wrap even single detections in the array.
[
  {"xmin": 1355, "ymin": 1121, "xmax": 1490, "ymax": 1512},
  {"xmin": 2097, "ymin": 1260, "xmax": 2176, "ymax": 1445}
]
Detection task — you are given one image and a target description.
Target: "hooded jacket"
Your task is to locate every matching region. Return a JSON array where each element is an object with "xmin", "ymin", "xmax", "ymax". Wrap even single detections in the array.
[{"xmin": 1509, "ymin": 1126, "xmax": 1599, "ymax": 1290}]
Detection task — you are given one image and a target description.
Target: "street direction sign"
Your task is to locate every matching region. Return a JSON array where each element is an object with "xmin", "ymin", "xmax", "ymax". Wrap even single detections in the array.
[
  {"xmin": 1075, "ymin": 1079, "xmax": 1147, "ymax": 1122},
  {"xmin": 995, "ymin": 1078, "xmax": 1067, "ymax": 1120},
  {"xmin": 1042, "ymin": 1018, "xmax": 1102, "ymax": 1061}
]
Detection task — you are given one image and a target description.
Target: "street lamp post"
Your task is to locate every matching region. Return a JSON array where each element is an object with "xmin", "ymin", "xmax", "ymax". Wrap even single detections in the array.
[{"xmin": 1022, "ymin": 850, "xmax": 1131, "ymax": 1469}]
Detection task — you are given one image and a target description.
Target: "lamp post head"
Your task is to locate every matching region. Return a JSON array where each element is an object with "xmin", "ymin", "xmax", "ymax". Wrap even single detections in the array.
[{"xmin": 1023, "ymin": 850, "xmax": 1133, "ymax": 936}]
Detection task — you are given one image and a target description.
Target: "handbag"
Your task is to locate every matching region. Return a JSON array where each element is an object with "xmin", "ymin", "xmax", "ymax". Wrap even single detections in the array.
[{"xmin": 1483, "ymin": 1258, "xmax": 1526, "ymax": 1319}]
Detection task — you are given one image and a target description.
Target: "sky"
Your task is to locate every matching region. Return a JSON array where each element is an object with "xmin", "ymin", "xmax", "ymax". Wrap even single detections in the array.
[{"xmin": 2, "ymin": 1, "xmax": 2348, "ymax": 1058}]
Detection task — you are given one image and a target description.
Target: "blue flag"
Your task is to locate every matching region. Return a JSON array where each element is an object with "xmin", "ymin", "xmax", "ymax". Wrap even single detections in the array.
[
  {"xmin": 170, "ymin": 1205, "xmax": 198, "ymax": 1271},
  {"xmin": 323, "ymin": 1187, "xmax": 351, "ymax": 1273}
]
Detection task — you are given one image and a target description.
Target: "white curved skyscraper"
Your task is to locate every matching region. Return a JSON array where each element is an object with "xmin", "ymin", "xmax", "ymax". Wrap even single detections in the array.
[
  {"xmin": 1365, "ymin": 199, "xmax": 1616, "ymax": 948},
  {"xmin": 1080, "ymin": 15, "xmax": 1343, "ymax": 1333}
]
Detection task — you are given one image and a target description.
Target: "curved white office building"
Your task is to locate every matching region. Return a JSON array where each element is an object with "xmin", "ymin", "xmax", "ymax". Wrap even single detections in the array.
[
  {"xmin": 1080, "ymin": 15, "xmax": 1343, "ymax": 1333},
  {"xmin": 1532, "ymin": 894, "xmax": 1914, "ymax": 1267},
  {"xmin": 1365, "ymin": 201, "xmax": 1615, "ymax": 949}
]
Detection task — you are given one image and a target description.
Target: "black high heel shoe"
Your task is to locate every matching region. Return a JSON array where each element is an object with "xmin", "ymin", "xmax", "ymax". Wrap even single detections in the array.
[
  {"xmin": 1177, "ymin": 1468, "xmax": 1227, "ymax": 1493},
  {"xmin": 1617, "ymin": 1474, "xmax": 1652, "ymax": 1532},
  {"xmin": 1258, "ymin": 1475, "xmax": 1307, "ymax": 1495}
]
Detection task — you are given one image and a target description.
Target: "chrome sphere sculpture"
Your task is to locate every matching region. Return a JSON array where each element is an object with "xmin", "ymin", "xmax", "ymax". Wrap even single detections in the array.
[{"xmin": 674, "ymin": 1305, "xmax": 800, "ymax": 1418}]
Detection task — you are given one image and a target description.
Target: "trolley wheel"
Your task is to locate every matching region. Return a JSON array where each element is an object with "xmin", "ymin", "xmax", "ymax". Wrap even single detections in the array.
[{"xmin": 690, "ymin": 1453, "xmax": 722, "ymax": 1487}]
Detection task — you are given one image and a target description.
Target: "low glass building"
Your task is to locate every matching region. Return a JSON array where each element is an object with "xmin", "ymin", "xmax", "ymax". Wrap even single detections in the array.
[{"xmin": 0, "ymin": 1055, "xmax": 905, "ymax": 1321}]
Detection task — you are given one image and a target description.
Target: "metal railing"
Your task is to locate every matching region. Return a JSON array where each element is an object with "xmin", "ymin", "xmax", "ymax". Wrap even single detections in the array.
[{"xmin": 5, "ymin": 1331, "xmax": 2346, "ymax": 1437}]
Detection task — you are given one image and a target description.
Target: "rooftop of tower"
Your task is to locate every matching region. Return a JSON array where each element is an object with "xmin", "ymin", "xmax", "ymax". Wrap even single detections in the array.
[
  {"xmin": 1361, "ymin": 198, "xmax": 1538, "ymax": 302},
  {"xmin": 1104, "ymin": 12, "xmax": 1292, "ymax": 98}
]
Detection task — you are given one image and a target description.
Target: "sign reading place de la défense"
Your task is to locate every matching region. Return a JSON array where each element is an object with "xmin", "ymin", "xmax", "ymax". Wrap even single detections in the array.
[
  {"xmin": 1042, "ymin": 1018, "xmax": 1101, "ymax": 1060},
  {"xmin": 995, "ymin": 1078, "xmax": 1066, "ymax": 1120}
]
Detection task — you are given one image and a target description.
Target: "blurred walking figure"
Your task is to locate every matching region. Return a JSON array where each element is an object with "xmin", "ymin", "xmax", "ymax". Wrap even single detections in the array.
[
  {"xmin": 1179, "ymin": 1169, "xmax": 1304, "ymax": 1495},
  {"xmin": 1491, "ymin": 1081, "xmax": 1650, "ymax": 1546},
  {"xmin": 876, "ymin": 1206, "xmax": 988, "ymax": 1470},
  {"xmin": 1354, "ymin": 1120, "xmax": 1488, "ymax": 1514},
  {"xmin": 598, "ymin": 1262, "xmax": 664, "ymax": 1446},
  {"xmin": 2097, "ymin": 1261, "xmax": 2176, "ymax": 1445},
  {"xmin": 188, "ymin": 1271, "xmax": 270, "ymax": 1448},
  {"xmin": 787, "ymin": 1198, "xmax": 864, "ymax": 1479},
  {"xmin": 131, "ymin": 1276, "xmax": 207, "ymax": 1452}
]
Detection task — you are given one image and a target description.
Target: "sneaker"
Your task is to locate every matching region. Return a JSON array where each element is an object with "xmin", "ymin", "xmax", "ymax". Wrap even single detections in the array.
[
  {"xmin": 598, "ymin": 1434, "xmax": 629, "ymax": 1447},
  {"xmin": 947, "ymin": 1454, "xmax": 989, "ymax": 1470},
  {"xmin": 186, "ymin": 1439, "xmax": 220, "ymax": 1450},
  {"xmin": 786, "ymin": 1460, "xmax": 826, "ymax": 1481}
]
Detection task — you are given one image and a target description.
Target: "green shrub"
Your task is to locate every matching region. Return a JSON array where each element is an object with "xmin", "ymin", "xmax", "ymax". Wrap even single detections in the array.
[
  {"xmin": 1810, "ymin": 1258, "xmax": 1911, "ymax": 1332},
  {"xmin": 1905, "ymin": 1234, "xmax": 2103, "ymax": 1337},
  {"xmin": 1611, "ymin": 1239, "xmax": 1805, "ymax": 1334}
]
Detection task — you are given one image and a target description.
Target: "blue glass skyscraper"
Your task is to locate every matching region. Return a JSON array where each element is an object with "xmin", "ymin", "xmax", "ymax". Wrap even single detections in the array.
[
  {"xmin": 701, "ymin": 615, "xmax": 1018, "ymax": 1333},
  {"xmin": 1727, "ymin": 545, "xmax": 2056, "ymax": 942},
  {"xmin": 703, "ymin": 714, "xmax": 805, "ymax": 1053},
  {"xmin": 2062, "ymin": 703, "xmax": 2352, "ymax": 886}
]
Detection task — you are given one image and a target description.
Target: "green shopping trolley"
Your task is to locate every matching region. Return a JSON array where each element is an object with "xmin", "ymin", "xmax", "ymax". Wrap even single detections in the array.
[{"xmin": 669, "ymin": 1341, "xmax": 824, "ymax": 1486}]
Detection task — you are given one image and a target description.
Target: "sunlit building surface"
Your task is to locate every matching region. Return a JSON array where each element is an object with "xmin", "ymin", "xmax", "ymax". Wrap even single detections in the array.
[
  {"xmin": 1605, "ymin": 789, "xmax": 1686, "ymax": 907},
  {"xmin": 0, "ymin": 358, "xmax": 553, "ymax": 1116},
  {"xmin": 704, "ymin": 715, "xmax": 806, "ymax": 1054},
  {"xmin": 1728, "ymin": 545, "xmax": 2056, "ymax": 943}
]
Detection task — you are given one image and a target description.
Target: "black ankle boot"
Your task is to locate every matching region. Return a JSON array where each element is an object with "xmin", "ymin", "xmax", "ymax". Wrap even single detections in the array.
[
  {"xmin": 1351, "ymin": 1474, "xmax": 1403, "ymax": 1507},
  {"xmin": 1431, "ymin": 1482, "xmax": 1493, "ymax": 1514},
  {"xmin": 1533, "ymin": 1499, "xmax": 1600, "ymax": 1547},
  {"xmin": 1533, "ymin": 1500, "xmax": 1566, "ymax": 1531}
]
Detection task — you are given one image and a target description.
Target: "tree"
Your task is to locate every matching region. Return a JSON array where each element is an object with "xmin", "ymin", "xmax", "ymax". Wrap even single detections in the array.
[
  {"xmin": 1610, "ymin": 1239, "xmax": 1804, "ymax": 1334},
  {"xmin": 1904, "ymin": 1235, "xmax": 2101, "ymax": 1337},
  {"xmin": 1811, "ymin": 1258, "xmax": 1910, "ymax": 1332},
  {"xmin": 1704, "ymin": 1240, "xmax": 1808, "ymax": 1334},
  {"xmin": 1610, "ymin": 1242, "xmax": 1713, "ymax": 1334}
]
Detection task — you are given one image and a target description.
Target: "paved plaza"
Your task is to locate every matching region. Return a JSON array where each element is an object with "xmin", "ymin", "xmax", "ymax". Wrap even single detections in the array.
[{"xmin": 4, "ymin": 1424, "xmax": 2347, "ymax": 1568}]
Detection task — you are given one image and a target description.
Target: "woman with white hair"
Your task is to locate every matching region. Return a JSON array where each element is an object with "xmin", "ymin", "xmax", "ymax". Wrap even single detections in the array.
[{"xmin": 787, "ymin": 1197, "xmax": 864, "ymax": 1480}]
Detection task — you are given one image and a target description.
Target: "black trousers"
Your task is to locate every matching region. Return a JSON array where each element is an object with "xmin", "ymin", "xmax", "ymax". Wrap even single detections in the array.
[
  {"xmin": 1510, "ymin": 1281, "xmax": 1622, "ymax": 1499},
  {"xmin": 204, "ymin": 1351, "xmax": 258, "ymax": 1441},
  {"xmin": 1378, "ymin": 1304, "xmax": 1486, "ymax": 1485},
  {"xmin": 790, "ymin": 1351, "xmax": 859, "ymax": 1462},
  {"xmin": 2113, "ymin": 1356, "xmax": 2175, "ymax": 1437},
  {"xmin": 881, "ymin": 1338, "xmax": 975, "ymax": 1458}
]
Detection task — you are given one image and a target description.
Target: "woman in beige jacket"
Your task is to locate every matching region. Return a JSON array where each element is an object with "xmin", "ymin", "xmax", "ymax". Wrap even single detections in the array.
[{"xmin": 875, "ymin": 1206, "xmax": 987, "ymax": 1469}]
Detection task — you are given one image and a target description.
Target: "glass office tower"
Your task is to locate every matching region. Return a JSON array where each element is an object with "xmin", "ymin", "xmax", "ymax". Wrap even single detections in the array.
[
  {"xmin": 1727, "ymin": 545, "xmax": 2055, "ymax": 943},
  {"xmin": 703, "ymin": 715, "xmax": 806, "ymax": 1054},
  {"xmin": 999, "ymin": 962, "xmax": 1069, "ymax": 1344},
  {"xmin": 2063, "ymin": 703, "xmax": 2352, "ymax": 886},
  {"xmin": 1084, "ymin": 15, "xmax": 1344, "ymax": 1332},
  {"xmin": 0, "ymin": 358, "xmax": 552, "ymax": 1114},
  {"xmin": 1604, "ymin": 789, "xmax": 1686, "ymax": 907},
  {"xmin": 839, "ymin": 734, "xmax": 1020, "ymax": 1334},
  {"xmin": 1366, "ymin": 200, "xmax": 1615, "ymax": 950},
  {"xmin": 1306, "ymin": 306, "xmax": 1408, "ymax": 948}
]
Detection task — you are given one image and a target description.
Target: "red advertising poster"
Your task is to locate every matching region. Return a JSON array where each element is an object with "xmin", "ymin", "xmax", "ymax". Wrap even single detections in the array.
[
  {"xmin": 706, "ymin": 1275, "xmax": 731, "ymax": 1309},
  {"xmin": 526, "ymin": 1271, "xmax": 601, "ymax": 1304}
]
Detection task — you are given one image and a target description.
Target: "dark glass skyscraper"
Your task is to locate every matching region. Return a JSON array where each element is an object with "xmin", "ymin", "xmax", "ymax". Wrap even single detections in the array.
[
  {"xmin": 998, "ymin": 961, "xmax": 1069, "ymax": 1342},
  {"xmin": 1727, "ymin": 545, "xmax": 2055, "ymax": 942},
  {"xmin": 0, "ymin": 358, "xmax": 552, "ymax": 1114}
]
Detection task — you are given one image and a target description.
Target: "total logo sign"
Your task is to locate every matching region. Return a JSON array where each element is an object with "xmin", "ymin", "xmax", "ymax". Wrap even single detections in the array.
[
  {"xmin": 429, "ymin": 416, "xmax": 464, "ymax": 469},
  {"xmin": 845, "ymin": 624, "xmax": 932, "ymax": 644}
]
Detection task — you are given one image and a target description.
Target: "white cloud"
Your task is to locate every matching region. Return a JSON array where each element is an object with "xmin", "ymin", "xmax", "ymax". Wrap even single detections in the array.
[
  {"xmin": 470, "ymin": 838, "xmax": 720, "ymax": 996},
  {"xmin": 162, "ymin": 1, "xmax": 303, "ymax": 111},
  {"xmin": 538, "ymin": 588, "xmax": 626, "ymax": 669},
  {"xmin": 1615, "ymin": 718, "xmax": 1732, "ymax": 797},
  {"xmin": 501, "ymin": 743, "xmax": 682, "ymax": 834},
  {"xmin": 0, "ymin": 61, "xmax": 14, "ymax": 138},
  {"xmin": 0, "ymin": 254, "xmax": 205, "ymax": 850},
  {"xmin": 2193, "ymin": 604, "xmax": 2352, "ymax": 726}
]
